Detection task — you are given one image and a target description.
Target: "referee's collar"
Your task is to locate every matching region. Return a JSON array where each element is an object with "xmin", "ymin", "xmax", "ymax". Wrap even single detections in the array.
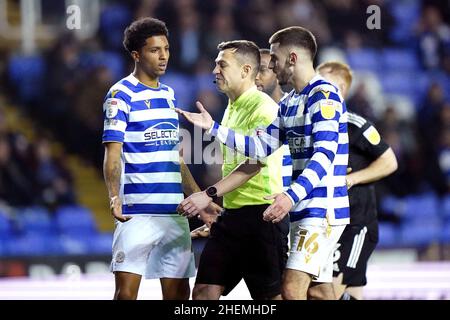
[{"xmin": 229, "ymin": 85, "xmax": 258, "ymax": 108}]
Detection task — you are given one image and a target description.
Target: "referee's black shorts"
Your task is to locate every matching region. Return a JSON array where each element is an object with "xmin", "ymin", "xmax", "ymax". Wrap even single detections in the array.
[
  {"xmin": 195, "ymin": 204, "xmax": 289, "ymax": 299},
  {"xmin": 333, "ymin": 220, "xmax": 378, "ymax": 287}
]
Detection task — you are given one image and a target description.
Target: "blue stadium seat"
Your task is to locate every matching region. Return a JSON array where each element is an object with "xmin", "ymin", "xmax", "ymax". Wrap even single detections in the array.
[
  {"xmin": 17, "ymin": 206, "xmax": 56, "ymax": 236},
  {"xmin": 100, "ymin": 4, "xmax": 132, "ymax": 49},
  {"xmin": 59, "ymin": 234, "xmax": 91, "ymax": 255},
  {"xmin": 401, "ymin": 193, "xmax": 439, "ymax": 220},
  {"xmin": 378, "ymin": 222, "xmax": 398, "ymax": 248},
  {"xmin": 96, "ymin": 52, "xmax": 125, "ymax": 81},
  {"xmin": 379, "ymin": 195, "xmax": 403, "ymax": 216},
  {"xmin": 0, "ymin": 214, "xmax": 11, "ymax": 255},
  {"xmin": 380, "ymin": 71, "xmax": 416, "ymax": 97},
  {"xmin": 6, "ymin": 234, "xmax": 62, "ymax": 256},
  {"xmin": 382, "ymin": 49, "xmax": 419, "ymax": 71},
  {"xmin": 161, "ymin": 72, "xmax": 196, "ymax": 111},
  {"xmin": 0, "ymin": 241, "xmax": 5, "ymax": 256},
  {"xmin": 0, "ymin": 213, "xmax": 13, "ymax": 240},
  {"xmin": 88, "ymin": 233, "xmax": 113, "ymax": 255},
  {"xmin": 8, "ymin": 54, "xmax": 46, "ymax": 101},
  {"xmin": 79, "ymin": 51, "xmax": 124, "ymax": 81},
  {"xmin": 388, "ymin": 0, "xmax": 421, "ymax": 45},
  {"xmin": 399, "ymin": 218, "xmax": 442, "ymax": 247},
  {"xmin": 441, "ymin": 221, "xmax": 450, "ymax": 243},
  {"xmin": 55, "ymin": 205, "xmax": 98, "ymax": 236},
  {"xmin": 441, "ymin": 195, "xmax": 450, "ymax": 219},
  {"xmin": 346, "ymin": 49, "xmax": 381, "ymax": 73}
]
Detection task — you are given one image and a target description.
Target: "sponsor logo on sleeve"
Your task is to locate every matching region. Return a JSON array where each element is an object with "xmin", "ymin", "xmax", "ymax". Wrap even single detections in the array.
[
  {"xmin": 363, "ymin": 126, "xmax": 381, "ymax": 145},
  {"xmin": 104, "ymin": 98, "xmax": 120, "ymax": 119},
  {"xmin": 319, "ymin": 100, "xmax": 336, "ymax": 120}
]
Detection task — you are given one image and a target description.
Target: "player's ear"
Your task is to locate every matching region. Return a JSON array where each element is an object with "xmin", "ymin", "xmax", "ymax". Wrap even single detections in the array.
[
  {"xmin": 131, "ymin": 50, "xmax": 140, "ymax": 63},
  {"xmin": 242, "ymin": 64, "xmax": 251, "ymax": 78},
  {"xmin": 288, "ymin": 52, "xmax": 297, "ymax": 66}
]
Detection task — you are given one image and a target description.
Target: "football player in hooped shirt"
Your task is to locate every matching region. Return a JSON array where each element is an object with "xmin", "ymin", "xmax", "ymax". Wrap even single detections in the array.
[{"xmin": 102, "ymin": 17, "xmax": 221, "ymax": 300}]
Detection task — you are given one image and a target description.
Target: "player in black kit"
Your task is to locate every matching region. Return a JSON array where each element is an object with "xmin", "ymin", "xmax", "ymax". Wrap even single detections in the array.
[{"xmin": 317, "ymin": 62, "xmax": 398, "ymax": 300}]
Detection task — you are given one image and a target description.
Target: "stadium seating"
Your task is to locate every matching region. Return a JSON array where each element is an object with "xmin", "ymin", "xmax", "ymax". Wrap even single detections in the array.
[
  {"xmin": 378, "ymin": 222, "xmax": 398, "ymax": 248},
  {"xmin": 88, "ymin": 233, "xmax": 113, "ymax": 255},
  {"xmin": 79, "ymin": 51, "xmax": 125, "ymax": 81},
  {"xmin": 400, "ymin": 217, "xmax": 442, "ymax": 247},
  {"xmin": 0, "ymin": 213, "xmax": 13, "ymax": 240},
  {"xmin": 388, "ymin": 0, "xmax": 421, "ymax": 45},
  {"xmin": 0, "ymin": 205, "xmax": 113, "ymax": 256},
  {"xmin": 382, "ymin": 49, "xmax": 420, "ymax": 71},
  {"xmin": 346, "ymin": 48, "xmax": 381, "ymax": 73},
  {"xmin": 16, "ymin": 206, "xmax": 57, "ymax": 236},
  {"xmin": 380, "ymin": 71, "xmax": 416, "ymax": 97},
  {"xmin": 442, "ymin": 221, "xmax": 450, "ymax": 243},
  {"xmin": 59, "ymin": 234, "xmax": 92, "ymax": 255},
  {"xmin": 99, "ymin": 4, "xmax": 132, "ymax": 49},
  {"xmin": 442, "ymin": 195, "xmax": 450, "ymax": 219},
  {"xmin": 380, "ymin": 195, "xmax": 403, "ymax": 217},
  {"xmin": 161, "ymin": 72, "xmax": 196, "ymax": 111},
  {"xmin": 8, "ymin": 54, "xmax": 46, "ymax": 102},
  {"xmin": 55, "ymin": 205, "xmax": 98, "ymax": 237},
  {"xmin": 402, "ymin": 193, "xmax": 440, "ymax": 220},
  {"xmin": 5, "ymin": 234, "xmax": 62, "ymax": 256}
]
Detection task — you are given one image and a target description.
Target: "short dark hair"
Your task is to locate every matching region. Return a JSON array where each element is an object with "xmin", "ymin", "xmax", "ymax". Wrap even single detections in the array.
[
  {"xmin": 269, "ymin": 26, "xmax": 317, "ymax": 60},
  {"xmin": 217, "ymin": 40, "xmax": 261, "ymax": 78},
  {"xmin": 123, "ymin": 17, "xmax": 169, "ymax": 53}
]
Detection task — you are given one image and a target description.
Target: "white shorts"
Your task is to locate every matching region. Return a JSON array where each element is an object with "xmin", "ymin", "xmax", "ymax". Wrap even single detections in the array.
[
  {"xmin": 110, "ymin": 214, "xmax": 196, "ymax": 279},
  {"xmin": 286, "ymin": 221, "xmax": 345, "ymax": 283}
]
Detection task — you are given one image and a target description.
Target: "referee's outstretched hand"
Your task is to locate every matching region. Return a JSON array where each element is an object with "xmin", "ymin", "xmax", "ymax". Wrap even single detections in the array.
[
  {"xmin": 175, "ymin": 101, "xmax": 214, "ymax": 130},
  {"xmin": 262, "ymin": 193, "xmax": 292, "ymax": 223}
]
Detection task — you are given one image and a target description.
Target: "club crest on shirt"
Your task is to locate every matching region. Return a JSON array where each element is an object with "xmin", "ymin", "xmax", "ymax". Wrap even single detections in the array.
[{"xmin": 363, "ymin": 126, "xmax": 381, "ymax": 145}]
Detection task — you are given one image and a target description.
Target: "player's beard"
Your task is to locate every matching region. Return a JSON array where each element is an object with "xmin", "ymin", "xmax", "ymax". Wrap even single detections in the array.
[
  {"xmin": 277, "ymin": 65, "xmax": 296, "ymax": 87},
  {"xmin": 277, "ymin": 70, "xmax": 289, "ymax": 86}
]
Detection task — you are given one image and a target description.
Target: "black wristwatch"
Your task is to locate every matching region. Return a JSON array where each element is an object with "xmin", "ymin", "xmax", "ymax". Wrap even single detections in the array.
[{"xmin": 205, "ymin": 186, "xmax": 218, "ymax": 200}]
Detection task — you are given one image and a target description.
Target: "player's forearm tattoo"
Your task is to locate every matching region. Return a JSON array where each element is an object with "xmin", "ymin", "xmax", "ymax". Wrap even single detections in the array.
[
  {"xmin": 104, "ymin": 158, "xmax": 121, "ymax": 198},
  {"xmin": 180, "ymin": 161, "xmax": 201, "ymax": 195}
]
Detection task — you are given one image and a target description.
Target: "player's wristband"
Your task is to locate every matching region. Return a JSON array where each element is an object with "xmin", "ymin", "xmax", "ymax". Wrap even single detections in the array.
[{"xmin": 110, "ymin": 196, "xmax": 119, "ymax": 206}]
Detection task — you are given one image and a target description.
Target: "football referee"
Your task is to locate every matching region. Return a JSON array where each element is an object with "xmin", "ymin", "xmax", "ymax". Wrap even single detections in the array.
[{"xmin": 178, "ymin": 40, "xmax": 290, "ymax": 300}]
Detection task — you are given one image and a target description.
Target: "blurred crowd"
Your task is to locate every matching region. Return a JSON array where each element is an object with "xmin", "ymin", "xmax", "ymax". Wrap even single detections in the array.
[
  {"xmin": 0, "ymin": 108, "xmax": 75, "ymax": 214},
  {"xmin": 0, "ymin": 0, "xmax": 450, "ymax": 249}
]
